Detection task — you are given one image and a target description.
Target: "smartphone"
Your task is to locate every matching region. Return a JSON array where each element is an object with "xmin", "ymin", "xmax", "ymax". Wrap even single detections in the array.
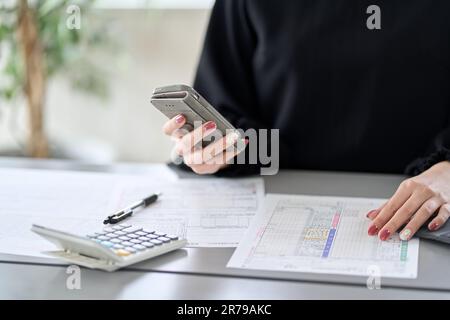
[{"xmin": 151, "ymin": 84, "xmax": 238, "ymax": 136}]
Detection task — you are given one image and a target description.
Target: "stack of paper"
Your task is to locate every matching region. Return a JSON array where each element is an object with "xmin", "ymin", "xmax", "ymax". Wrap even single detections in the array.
[{"xmin": 0, "ymin": 168, "xmax": 264, "ymax": 258}]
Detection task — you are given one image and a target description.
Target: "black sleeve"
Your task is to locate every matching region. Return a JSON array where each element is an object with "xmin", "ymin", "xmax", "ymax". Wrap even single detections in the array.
[
  {"xmin": 179, "ymin": 0, "xmax": 287, "ymax": 177},
  {"xmin": 405, "ymin": 126, "xmax": 450, "ymax": 176},
  {"xmin": 194, "ymin": 0, "xmax": 259, "ymax": 131}
]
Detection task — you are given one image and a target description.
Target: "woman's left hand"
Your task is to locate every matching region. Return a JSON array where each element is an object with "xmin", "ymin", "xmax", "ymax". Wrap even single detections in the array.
[{"xmin": 367, "ymin": 161, "xmax": 450, "ymax": 241}]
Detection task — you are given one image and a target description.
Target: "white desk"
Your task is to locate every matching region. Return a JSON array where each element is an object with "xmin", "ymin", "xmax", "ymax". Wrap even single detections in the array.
[{"xmin": 1, "ymin": 157, "xmax": 449, "ymax": 299}]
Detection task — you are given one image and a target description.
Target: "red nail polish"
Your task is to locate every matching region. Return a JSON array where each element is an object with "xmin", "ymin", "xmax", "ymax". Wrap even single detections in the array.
[
  {"xmin": 175, "ymin": 115, "xmax": 184, "ymax": 124},
  {"xmin": 204, "ymin": 121, "xmax": 216, "ymax": 131},
  {"xmin": 379, "ymin": 229, "xmax": 391, "ymax": 241},
  {"xmin": 368, "ymin": 224, "xmax": 379, "ymax": 236},
  {"xmin": 244, "ymin": 138, "xmax": 249, "ymax": 145},
  {"xmin": 429, "ymin": 222, "xmax": 439, "ymax": 231},
  {"xmin": 366, "ymin": 210, "xmax": 377, "ymax": 218}
]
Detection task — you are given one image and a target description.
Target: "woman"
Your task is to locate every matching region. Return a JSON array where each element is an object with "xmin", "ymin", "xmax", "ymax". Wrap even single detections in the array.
[{"xmin": 162, "ymin": 1, "xmax": 450, "ymax": 242}]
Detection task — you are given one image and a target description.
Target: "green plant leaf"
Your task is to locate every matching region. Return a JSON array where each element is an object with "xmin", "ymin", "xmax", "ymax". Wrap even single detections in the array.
[{"xmin": 1, "ymin": 0, "xmax": 114, "ymax": 104}]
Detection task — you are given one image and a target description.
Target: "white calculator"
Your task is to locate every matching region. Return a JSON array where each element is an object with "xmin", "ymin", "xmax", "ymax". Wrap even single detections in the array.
[{"xmin": 31, "ymin": 224, "xmax": 187, "ymax": 272}]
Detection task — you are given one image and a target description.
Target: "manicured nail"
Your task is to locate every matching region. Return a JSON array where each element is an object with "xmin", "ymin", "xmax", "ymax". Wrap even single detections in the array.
[
  {"xmin": 379, "ymin": 229, "xmax": 391, "ymax": 241},
  {"xmin": 175, "ymin": 115, "xmax": 185, "ymax": 124},
  {"xmin": 366, "ymin": 210, "xmax": 378, "ymax": 219},
  {"xmin": 204, "ymin": 121, "xmax": 216, "ymax": 131},
  {"xmin": 244, "ymin": 138, "xmax": 249, "ymax": 145},
  {"xmin": 368, "ymin": 224, "xmax": 379, "ymax": 236},
  {"xmin": 399, "ymin": 229, "xmax": 412, "ymax": 241},
  {"xmin": 429, "ymin": 222, "xmax": 439, "ymax": 231}
]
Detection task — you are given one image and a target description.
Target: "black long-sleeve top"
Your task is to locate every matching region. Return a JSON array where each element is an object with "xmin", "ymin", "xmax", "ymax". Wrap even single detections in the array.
[{"xmin": 192, "ymin": 0, "xmax": 450, "ymax": 176}]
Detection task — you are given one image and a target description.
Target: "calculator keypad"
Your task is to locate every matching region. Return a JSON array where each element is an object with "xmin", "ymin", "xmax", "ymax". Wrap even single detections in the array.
[{"xmin": 87, "ymin": 225, "xmax": 179, "ymax": 256}]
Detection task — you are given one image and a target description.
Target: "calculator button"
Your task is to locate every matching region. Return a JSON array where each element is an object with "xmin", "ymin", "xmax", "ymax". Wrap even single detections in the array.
[
  {"xmin": 135, "ymin": 231, "xmax": 147, "ymax": 236},
  {"xmin": 97, "ymin": 235, "xmax": 110, "ymax": 241},
  {"xmin": 138, "ymin": 236, "xmax": 150, "ymax": 241},
  {"xmin": 112, "ymin": 225, "xmax": 125, "ymax": 230},
  {"xmin": 127, "ymin": 234, "xmax": 139, "ymax": 239},
  {"xmin": 166, "ymin": 235, "xmax": 178, "ymax": 240},
  {"xmin": 132, "ymin": 244, "xmax": 146, "ymax": 251},
  {"xmin": 121, "ymin": 241, "xmax": 134, "ymax": 247},
  {"xmin": 95, "ymin": 232, "xmax": 106, "ymax": 236},
  {"xmin": 119, "ymin": 224, "xmax": 131, "ymax": 228},
  {"xmin": 87, "ymin": 234, "xmax": 97, "ymax": 238},
  {"xmin": 106, "ymin": 233, "xmax": 118, "ymax": 238},
  {"xmin": 148, "ymin": 234, "xmax": 159, "ymax": 239},
  {"xmin": 154, "ymin": 231, "xmax": 166, "ymax": 237},
  {"xmin": 141, "ymin": 242, "xmax": 155, "ymax": 248},
  {"xmin": 113, "ymin": 244, "xmax": 124, "ymax": 249},
  {"xmin": 118, "ymin": 236, "xmax": 131, "ymax": 241},
  {"xmin": 123, "ymin": 226, "xmax": 143, "ymax": 233},
  {"xmin": 101, "ymin": 241, "xmax": 114, "ymax": 247},
  {"xmin": 103, "ymin": 227, "xmax": 114, "ymax": 233},
  {"xmin": 143, "ymin": 229, "xmax": 155, "ymax": 234},
  {"xmin": 157, "ymin": 237, "xmax": 170, "ymax": 243},
  {"xmin": 130, "ymin": 239, "xmax": 142, "ymax": 244},
  {"xmin": 115, "ymin": 249, "xmax": 130, "ymax": 257},
  {"xmin": 150, "ymin": 239, "xmax": 162, "ymax": 245},
  {"xmin": 124, "ymin": 247, "xmax": 137, "ymax": 253},
  {"xmin": 114, "ymin": 231, "xmax": 126, "ymax": 236},
  {"xmin": 111, "ymin": 238, "xmax": 122, "ymax": 243}
]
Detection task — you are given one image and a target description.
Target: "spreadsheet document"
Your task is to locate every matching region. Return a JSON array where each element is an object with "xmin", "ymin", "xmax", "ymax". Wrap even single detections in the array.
[{"xmin": 228, "ymin": 194, "xmax": 419, "ymax": 278}]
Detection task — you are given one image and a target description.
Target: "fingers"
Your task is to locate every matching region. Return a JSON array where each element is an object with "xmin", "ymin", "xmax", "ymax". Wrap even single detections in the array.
[
  {"xmin": 366, "ymin": 201, "xmax": 387, "ymax": 220},
  {"xmin": 427, "ymin": 203, "xmax": 450, "ymax": 232},
  {"xmin": 189, "ymin": 139, "xmax": 248, "ymax": 175},
  {"xmin": 206, "ymin": 138, "xmax": 248, "ymax": 165},
  {"xmin": 367, "ymin": 180, "xmax": 414, "ymax": 236},
  {"xmin": 163, "ymin": 114, "xmax": 186, "ymax": 136},
  {"xmin": 399, "ymin": 197, "xmax": 444, "ymax": 240},
  {"xmin": 176, "ymin": 121, "xmax": 217, "ymax": 156},
  {"xmin": 186, "ymin": 131, "xmax": 241, "ymax": 165},
  {"xmin": 169, "ymin": 118, "xmax": 247, "ymax": 175},
  {"xmin": 376, "ymin": 188, "xmax": 434, "ymax": 240},
  {"xmin": 171, "ymin": 128, "xmax": 189, "ymax": 141}
]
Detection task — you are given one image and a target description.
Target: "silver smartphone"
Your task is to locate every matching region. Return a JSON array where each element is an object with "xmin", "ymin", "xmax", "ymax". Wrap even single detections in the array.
[{"xmin": 151, "ymin": 84, "xmax": 238, "ymax": 136}]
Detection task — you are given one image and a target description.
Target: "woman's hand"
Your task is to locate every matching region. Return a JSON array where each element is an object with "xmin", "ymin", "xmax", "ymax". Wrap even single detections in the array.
[
  {"xmin": 162, "ymin": 114, "xmax": 247, "ymax": 175},
  {"xmin": 367, "ymin": 161, "xmax": 450, "ymax": 241}
]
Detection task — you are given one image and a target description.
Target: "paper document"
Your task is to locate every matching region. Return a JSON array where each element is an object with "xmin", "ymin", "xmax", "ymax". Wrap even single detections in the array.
[
  {"xmin": 0, "ymin": 168, "xmax": 264, "ymax": 259},
  {"xmin": 228, "ymin": 194, "xmax": 419, "ymax": 279},
  {"xmin": 111, "ymin": 178, "xmax": 264, "ymax": 247}
]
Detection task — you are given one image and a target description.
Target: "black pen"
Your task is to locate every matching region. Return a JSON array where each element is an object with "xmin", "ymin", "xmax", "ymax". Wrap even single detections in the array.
[{"xmin": 103, "ymin": 193, "xmax": 161, "ymax": 225}]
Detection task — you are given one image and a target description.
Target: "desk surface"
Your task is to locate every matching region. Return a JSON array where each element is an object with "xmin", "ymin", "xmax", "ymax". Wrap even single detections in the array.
[{"xmin": 1, "ymin": 157, "xmax": 449, "ymax": 299}]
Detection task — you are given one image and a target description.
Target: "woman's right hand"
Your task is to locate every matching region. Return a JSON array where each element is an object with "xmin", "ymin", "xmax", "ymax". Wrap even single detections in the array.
[{"xmin": 162, "ymin": 114, "xmax": 247, "ymax": 175}]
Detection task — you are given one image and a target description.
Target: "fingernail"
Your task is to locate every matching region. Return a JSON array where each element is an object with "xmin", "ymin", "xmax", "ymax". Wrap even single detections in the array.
[
  {"xmin": 368, "ymin": 224, "xmax": 379, "ymax": 236},
  {"xmin": 175, "ymin": 115, "xmax": 185, "ymax": 124},
  {"xmin": 429, "ymin": 222, "xmax": 439, "ymax": 231},
  {"xmin": 379, "ymin": 229, "xmax": 391, "ymax": 241},
  {"xmin": 399, "ymin": 229, "xmax": 412, "ymax": 241},
  {"xmin": 244, "ymin": 138, "xmax": 249, "ymax": 145},
  {"xmin": 204, "ymin": 121, "xmax": 216, "ymax": 131},
  {"xmin": 366, "ymin": 210, "xmax": 378, "ymax": 219}
]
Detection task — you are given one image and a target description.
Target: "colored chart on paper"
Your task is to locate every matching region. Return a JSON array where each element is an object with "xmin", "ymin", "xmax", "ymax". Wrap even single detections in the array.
[{"xmin": 228, "ymin": 194, "xmax": 419, "ymax": 279}]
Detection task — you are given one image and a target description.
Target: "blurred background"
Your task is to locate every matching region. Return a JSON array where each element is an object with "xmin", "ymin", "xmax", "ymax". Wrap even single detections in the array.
[{"xmin": 0, "ymin": 0, "xmax": 213, "ymax": 163}]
